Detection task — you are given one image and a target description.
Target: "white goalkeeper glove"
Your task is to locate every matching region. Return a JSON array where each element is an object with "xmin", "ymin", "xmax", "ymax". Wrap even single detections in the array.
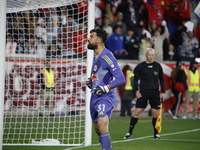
[{"xmin": 93, "ymin": 85, "xmax": 110, "ymax": 96}]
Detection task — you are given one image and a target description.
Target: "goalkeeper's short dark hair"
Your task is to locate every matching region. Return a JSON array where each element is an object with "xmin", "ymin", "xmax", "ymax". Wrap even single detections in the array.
[{"xmin": 90, "ymin": 28, "xmax": 108, "ymax": 43}]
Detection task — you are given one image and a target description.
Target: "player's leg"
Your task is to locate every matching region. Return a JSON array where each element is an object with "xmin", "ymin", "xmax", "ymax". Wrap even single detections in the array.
[
  {"xmin": 182, "ymin": 90, "xmax": 193, "ymax": 119},
  {"xmin": 192, "ymin": 91, "xmax": 199, "ymax": 119},
  {"xmin": 120, "ymin": 100, "xmax": 126, "ymax": 117},
  {"xmin": 126, "ymin": 101, "xmax": 132, "ymax": 117},
  {"xmin": 98, "ymin": 101, "xmax": 113, "ymax": 150},
  {"xmin": 149, "ymin": 90, "xmax": 161, "ymax": 139},
  {"xmin": 124, "ymin": 95, "xmax": 147, "ymax": 139},
  {"xmin": 151, "ymin": 108, "xmax": 160, "ymax": 139},
  {"xmin": 39, "ymin": 90, "xmax": 45, "ymax": 116},
  {"xmin": 91, "ymin": 99, "xmax": 114, "ymax": 150},
  {"xmin": 49, "ymin": 90, "xmax": 55, "ymax": 116}
]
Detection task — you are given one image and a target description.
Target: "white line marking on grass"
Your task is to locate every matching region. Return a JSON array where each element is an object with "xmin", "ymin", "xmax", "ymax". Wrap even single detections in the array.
[
  {"xmin": 63, "ymin": 129, "xmax": 200, "ymax": 150},
  {"xmin": 144, "ymin": 139, "xmax": 200, "ymax": 142}
]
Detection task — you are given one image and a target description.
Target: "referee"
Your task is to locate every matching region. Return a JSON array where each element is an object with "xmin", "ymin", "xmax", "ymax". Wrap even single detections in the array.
[{"xmin": 124, "ymin": 48, "xmax": 165, "ymax": 139}]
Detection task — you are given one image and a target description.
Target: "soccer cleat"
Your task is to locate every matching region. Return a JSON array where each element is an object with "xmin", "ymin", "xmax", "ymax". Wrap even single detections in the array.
[
  {"xmin": 154, "ymin": 134, "xmax": 160, "ymax": 139},
  {"xmin": 192, "ymin": 115, "xmax": 198, "ymax": 120},
  {"xmin": 124, "ymin": 133, "xmax": 132, "ymax": 139},
  {"xmin": 168, "ymin": 109, "xmax": 173, "ymax": 118},
  {"xmin": 172, "ymin": 116, "xmax": 178, "ymax": 119},
  {"xmin": 182, "ymin": 116, "xmax": 187, "ymax": 119}
]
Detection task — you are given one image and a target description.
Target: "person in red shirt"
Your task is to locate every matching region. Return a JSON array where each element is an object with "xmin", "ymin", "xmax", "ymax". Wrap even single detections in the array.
[
  {"xmin": 73, "ymin": 24, "xmax": 87, "ymax": 57},
  {"xmin": 175, "ymin": 0, "xmax": 190, "ymax": 22},
  {"xmin": 143, "ymin": 0, "xmax": 165, "ymax": 25}
]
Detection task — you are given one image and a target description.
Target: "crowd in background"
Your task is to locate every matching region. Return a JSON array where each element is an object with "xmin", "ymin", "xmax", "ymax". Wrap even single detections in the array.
[{"xmin": 5, "ymin": 0, "xmax": 200, "ymax": 62}]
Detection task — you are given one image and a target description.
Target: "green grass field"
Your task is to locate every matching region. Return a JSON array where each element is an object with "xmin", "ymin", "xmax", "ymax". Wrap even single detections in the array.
[{"xmin": 3, "ymin": 116, "xmax": 200, "ymax": 150}]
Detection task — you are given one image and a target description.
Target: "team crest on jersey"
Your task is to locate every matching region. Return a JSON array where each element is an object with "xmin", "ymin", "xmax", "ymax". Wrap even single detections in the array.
[
  {"xmin": 154, "ymin": 71, "xmax": 158, "ymax": 76},
  {"xmin": 91, "ymin": 74, "xmax": 98, "ymax": 80},
  {"xmin": 94, "ymin": 65, "xmax": 97, "ymax": 71}
]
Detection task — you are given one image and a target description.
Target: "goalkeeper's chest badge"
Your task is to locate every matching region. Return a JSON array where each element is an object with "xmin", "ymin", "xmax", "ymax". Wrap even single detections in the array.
[{"xmin": 94, "ymin": 65, "xmax": 97, "ymax": 71}]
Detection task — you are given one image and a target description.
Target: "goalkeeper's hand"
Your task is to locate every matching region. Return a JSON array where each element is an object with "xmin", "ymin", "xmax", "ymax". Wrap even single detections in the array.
[
  {"xmin": 93, "ymin": 85, "xmax": 110, "ymax": 96},
  {"xmin": 86, "ymin": 78, "xmax": 92, "ymax": 89}
]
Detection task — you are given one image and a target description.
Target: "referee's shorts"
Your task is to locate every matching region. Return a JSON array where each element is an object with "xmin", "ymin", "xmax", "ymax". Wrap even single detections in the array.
[{"xmin": 136, "ymin": 89, "xmax": 160, "ymax": 109}]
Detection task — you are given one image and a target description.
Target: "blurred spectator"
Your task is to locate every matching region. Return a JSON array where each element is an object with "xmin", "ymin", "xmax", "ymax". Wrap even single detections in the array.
[
  {"xmin": 124, "ymin": 29, "xmax": 139, "ymax": 60},
  {"xmin": 169, "ymin": 61, "xmax": 187, "ymax": 119},
  {"xmin": 16, "ymin": 36, "xmax": 25, "ymax": 54},
  {"xmin": 138, "ymin": 30, "xmax": 152, "ymax": 61},
  {"xmin": 95, "ymin": 0, "xmax": 106, "ymax": 26},
  {"xmin": 110, "ymin": 12, "xmax": 127, "ymax": 36},
  {"xmin": 151, "ymin": 20, "xmax": 169, "ymax": 62},
  {"xmin": 177, "ymin": 26, "xmax": 199, "ymax": 62},
  {"xmin": 45, "ymin": 7, "xmax": 61, "ymax": 44},
  {"xmin": 118, "ymin": 64, "xmax": 135, "ymax": 117},
  {"xmin": 174, "ymin": 0, "xmax": 190, "ymax": 23},
  {"xmin": 164, "ymin": 43, "xmax": 177, "ymax": 61},
  {"xmin": 164, "ymin": 2, "xmax": 179, "ymax": 43},
  {"xmin": 46, "ymin": 44, "xmax": 61, "ymax": 58},
  {"xmin": 117, "ymin": 0, "xmax": 143, "ymax": 37},
  {"xmin": 60, "ymin": 6, "xmax": 68, "ymax": 26},
  {"xmin": 102, "ymin": 17, "xmax": 113, "ymax": 36},
  {"xmin": 8, "ymin": 18, "xmax": 25, "ymax": 42},
  {"xmin": 195, "ymin": 21, "xmax": 200, "ymax": 57},
  {"xmin": 182, "ymin": 61, "xmax": 199, "ymax": 120},
  {"xmin": 106, "ymin": 25, "xmax": 125, "ymax": 59},
  {"xmin": 66, "ymin": 16, "xmax": 79, "ymax": 33},
  {"xmin": 23, "ymin": 10, "xmax": 39, "ymax": 38},
  {"xmin": 35, "ymin": 18, "xmax": 47, "ymax": 44},
  {"xmin": 105, "ymin": 0, "xmax": 121, "ymax": 23},
  {"xmin": 59, "ymin": 25, "xmax": 74, "ymax": 57},
  {"xmin": 73, "ymin": 24, "xmax": 88, "ymax": 57},
  {"xmin": 24, "ymin": 40, "xmax": 30, "ymax": 54},
  {"xmin": 29, "ymin": 36, "xmax": 38, "ymax": 54},
  {"xmin": 6, "ymin": 34, "xmax": 17, "ymax": 56},
  {"xmin": 75, "ymin": 0, "xmax": 88, "ymax": 23},
  {"xmin": 6, "ymin": 13, "xmax": 12, "ymax": 33},
  {"xmin": 147, "ymin": 21, "xmax": 158, "ymax": 37},
  {"xmin": 143, "ymin": 0, "xmax": 165, "ymax": 26},
  {"xmin": 16, "ymin": 13, "xmax": 27, "ymax": 39}
]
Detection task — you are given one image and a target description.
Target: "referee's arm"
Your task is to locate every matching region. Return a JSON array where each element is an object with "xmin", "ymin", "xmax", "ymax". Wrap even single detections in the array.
[{"xmin": 159, "ymin": 66, "xmax": 165, "ymax": 93}]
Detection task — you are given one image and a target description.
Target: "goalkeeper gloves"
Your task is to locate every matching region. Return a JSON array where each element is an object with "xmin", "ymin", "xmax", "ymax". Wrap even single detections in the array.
[
  {"xmin": 93, "ymin": 85, "xmax": 110, "ymax": 96},
  {"xmin": 86, "ymin": 78, "xmax": 92, "ymax": 89}
]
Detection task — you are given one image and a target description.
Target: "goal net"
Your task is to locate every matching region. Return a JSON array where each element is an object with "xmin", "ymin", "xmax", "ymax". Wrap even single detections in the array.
[{"xmin": 4, "ymin": 0, "xmax": 94, "ymax": 146}]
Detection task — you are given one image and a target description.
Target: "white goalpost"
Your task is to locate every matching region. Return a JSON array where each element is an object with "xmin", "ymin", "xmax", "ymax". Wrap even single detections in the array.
[
  {"xmin": 0, "ymin": 1, "xmax": 6, "ymax": 150},
  {"xmin": 2, "ymin": 0, "xmax": 94, "ymax": 147}
]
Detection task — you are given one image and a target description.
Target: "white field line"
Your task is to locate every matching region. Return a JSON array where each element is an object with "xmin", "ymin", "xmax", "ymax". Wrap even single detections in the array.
[{"xmin": 63, "ymin": 129, "xmax": 200, "ymax": 150}]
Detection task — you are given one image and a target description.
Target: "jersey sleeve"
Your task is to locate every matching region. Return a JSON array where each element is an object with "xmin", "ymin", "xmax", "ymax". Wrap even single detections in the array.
[
  {"xmin": 133, "ymin": 64, "xmax": 140, "ymax": 92},
  {"xmin": 159, "ymin": 64, "xmax": 165, "ymax": 93},
  {"xmin": 101, "ymin": 52, "xmax": 125, "ymax": 88}
]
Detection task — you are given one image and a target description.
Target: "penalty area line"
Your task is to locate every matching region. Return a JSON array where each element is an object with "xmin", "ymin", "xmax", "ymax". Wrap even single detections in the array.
[{"xmin": 63, "ymin": 129, "xmax": 200, "ymax": 150}]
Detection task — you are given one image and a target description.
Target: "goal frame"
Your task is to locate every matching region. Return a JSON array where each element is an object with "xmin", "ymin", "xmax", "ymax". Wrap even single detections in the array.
[
  {"xmin": 0, "ymin": 0, "xmax": 6, "ymax": 150},
  {"xmin": 0, "ymin": 0, "xmax": 95, "ymax": 148}
]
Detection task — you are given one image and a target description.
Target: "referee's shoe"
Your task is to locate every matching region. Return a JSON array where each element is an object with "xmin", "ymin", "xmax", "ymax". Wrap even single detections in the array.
[
  {"xmin": 124, "ymin": 133, "xmax": 132, "ymax": 139},
  {"xmin": 154, "ymin": 134, "xmax": 160, "ymax": 139}
]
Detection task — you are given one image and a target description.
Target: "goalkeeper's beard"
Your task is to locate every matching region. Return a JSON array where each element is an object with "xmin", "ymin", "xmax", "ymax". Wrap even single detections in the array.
[{"xmin": 87, "ymin": 43, "xmax": 97, "ymax": 50}]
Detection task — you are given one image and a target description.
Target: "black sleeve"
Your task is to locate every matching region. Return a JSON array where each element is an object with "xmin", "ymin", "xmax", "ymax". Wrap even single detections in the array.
[
  {"xmin": 159, "ymin": 64, "xmax": 165, "ymax": 93},
  {"xmin": 177, "ymin": 70, "xmax": 188, "ymax": 90},
  {"xmin": 133, "ymin": 66, "xmax": 140, "ymax": 92}
]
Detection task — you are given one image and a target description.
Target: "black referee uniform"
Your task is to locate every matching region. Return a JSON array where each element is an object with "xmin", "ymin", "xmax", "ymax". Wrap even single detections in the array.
[
  {"xmin": 124, "ymin": 60, "xmax": 165, "ymax": 140},
  {"xmin": 134, "ymin": 61, "xmax": 165, "ymax": 109}
]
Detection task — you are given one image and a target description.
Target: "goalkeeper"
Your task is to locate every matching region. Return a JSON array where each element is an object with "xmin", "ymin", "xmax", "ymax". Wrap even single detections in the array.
[
  {"xmin": 86, "ymin": 28, "xmax": 125, "ymax": 150},
  {"xmin": 123, "ymin": 48, "xmax": 165, "ymax": 140}
]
